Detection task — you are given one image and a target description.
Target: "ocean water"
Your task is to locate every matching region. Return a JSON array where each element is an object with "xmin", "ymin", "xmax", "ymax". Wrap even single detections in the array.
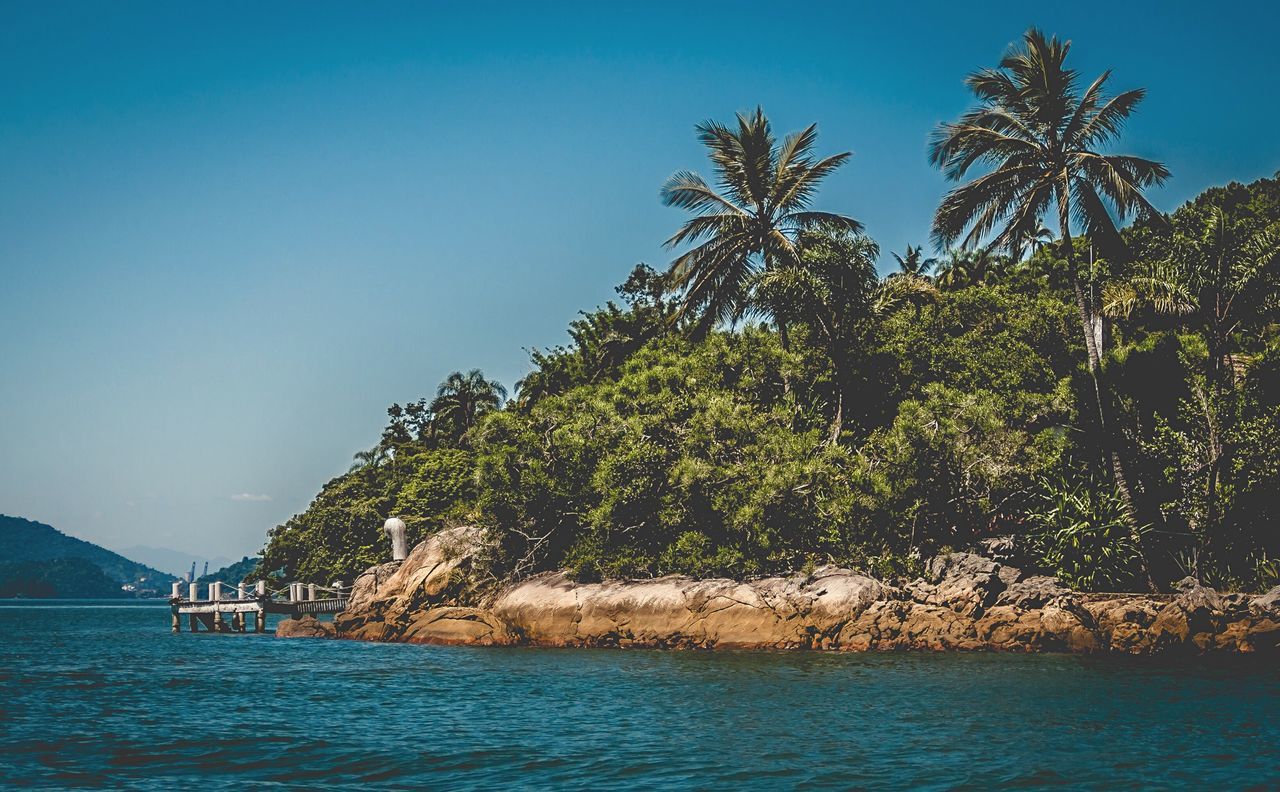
[{"xmin": 1, "ymin": 601, "xmax": 1277, "ymax": 790}]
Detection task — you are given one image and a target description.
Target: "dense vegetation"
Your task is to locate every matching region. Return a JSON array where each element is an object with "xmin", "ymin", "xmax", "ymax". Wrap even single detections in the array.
[
  {"xmin": 259, "ymin": 30, "xmax": 1280, "ymax": 593},
  {"xmin": 0, "ymin": 557, "xmax": 133, "ymax": 599},
  {"xmin": 0, "ymin": 515, "xmax": 176, "ymax": 596},
  {"xmin": 198, "ymin": 556, "xmax": 259, "ymax": 586}
]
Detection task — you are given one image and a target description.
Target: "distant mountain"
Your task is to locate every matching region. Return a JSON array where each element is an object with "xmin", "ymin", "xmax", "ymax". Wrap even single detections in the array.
[
  {"xmin": 115, "ymin": 545, "xmax": 234, "ymax": 580},
  {"xmin": 0, "ymin": 515, "xmax": 177, "ymax": 596},
  {"xmin": 0, "ymin": 557, "xmax": 131, "ymax": 598},
  {"xmin": 197, "ymin": 556, "xmax": 260, "ymax": 586}
]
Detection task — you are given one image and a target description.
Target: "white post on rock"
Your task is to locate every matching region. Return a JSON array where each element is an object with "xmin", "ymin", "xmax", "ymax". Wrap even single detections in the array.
[{"xmin": 384, "ymin": 517, "xmax": 408, "ymax": 561}]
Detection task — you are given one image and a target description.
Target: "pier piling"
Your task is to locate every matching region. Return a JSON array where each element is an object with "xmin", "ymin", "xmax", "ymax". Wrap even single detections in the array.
[{"xmin": 169, "ymin": 576, "xmax": 347, "ymax": 635}]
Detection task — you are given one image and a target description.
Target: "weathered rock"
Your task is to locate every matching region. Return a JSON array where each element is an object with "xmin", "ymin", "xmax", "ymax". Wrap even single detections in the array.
[
  {"xmin": 491, "ymin": 568, "xmax": 892, "ymax": 650},
  {"xmin": 345, "ymin": 561, "xmax": 403, "ymax": 613},
  {"xmin": 276, "ymin": 615, "xmax": 335, "ymax": 639},
  {"xmin": 1251, "ymin": 585, "xmax": 1280, "ymax": 614},
  {"xmin": 336, "ymin": 525, "xmax": 487, "ymax": 641},
  {"xmin": 332, "ymin": 545, "xmax": 1280, "ymax": 655},
  {"xmin": 1175, "ymin": 579, "xmax": 1225, "ymax": 615},
  {"xmin": 910, "ymin": 552, "xmax": 1006, "ymax": 617},
  {"xmin": 1084, "ymin": 598, "xmax": 1162, "ymax": 653},
  {"xmin": 1173, "ymin": 575, "xmax": 1201, "ymax": 593},
  {"xmin": 995, "ymin": 575, "xmax": 1073, "ymax": 610},
  {"xmin": 401, "ymin": 607, "xmax": 508, "ymax": 645}
]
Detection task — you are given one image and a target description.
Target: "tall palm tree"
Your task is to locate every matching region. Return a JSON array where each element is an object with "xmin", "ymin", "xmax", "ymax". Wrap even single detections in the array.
[
  {"xmin": 928, "ymin": 28, "xmax": 1169, "ymax": 584},
  {"xmin": 891, "ymin": 245, "xmax": 936, "ymax": 278},
  {"xmin": 661, "ymin": 107, "xmax": 862, "ymax": 336},
  {"xmin": 429, "ymin": 369, "xmax": 507, "ymax": 440}
]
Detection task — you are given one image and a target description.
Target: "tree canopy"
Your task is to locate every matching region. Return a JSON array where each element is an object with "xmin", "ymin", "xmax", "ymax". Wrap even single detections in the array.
[{"xmin": 256, "ymin": 36, "xmax": 1280, "ymax": 595}]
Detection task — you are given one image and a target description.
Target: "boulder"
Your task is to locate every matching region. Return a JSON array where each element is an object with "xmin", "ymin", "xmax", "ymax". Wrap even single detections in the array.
[
  {"xmin": 994, "ymin": 575, "xmax": 1073, "ymax": 610},
  {"xmin": 1252, "ymin": 585, "xmax": 1280, "ymax": 615},
  {"xmin": 276, "ymin": 615, "xmax": 335, "ymax": 639},
  {"xmin": 492, "ymin": 567, "xmax": 893, "ymax": 650},
  {"xmin": 910, "ymin": 552, "xmax": 1006, "ymax": 617},
  {"xmin": 345, "ymin": 561, "xmax": 403, "ymax": 613},
  {"xmin": 336, "ymin": 525, "xmax": 488, "ymax": 640}
]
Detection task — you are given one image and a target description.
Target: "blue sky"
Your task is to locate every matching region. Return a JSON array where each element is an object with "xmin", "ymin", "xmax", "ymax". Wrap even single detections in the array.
[{"xmin": 2, "ymin": 1, "xmax": 1278, "ymax": 560}]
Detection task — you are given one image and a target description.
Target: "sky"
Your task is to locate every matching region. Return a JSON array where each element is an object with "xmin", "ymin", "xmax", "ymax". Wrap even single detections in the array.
[{"xmin": 2, "ymin": 1, "xmax": 1278, "ymax": 561}]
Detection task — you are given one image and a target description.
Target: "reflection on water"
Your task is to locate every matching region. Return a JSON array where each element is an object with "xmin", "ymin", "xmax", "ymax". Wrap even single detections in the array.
[{"xmin": 1, "ymin": 602, "xmax": 1277, "ymax": 789}]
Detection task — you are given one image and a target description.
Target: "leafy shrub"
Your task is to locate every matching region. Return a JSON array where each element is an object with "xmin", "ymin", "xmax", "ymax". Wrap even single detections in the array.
[{"xmin": 1024, "ymin": 475, "xmax": 1149, "ymax": 591}]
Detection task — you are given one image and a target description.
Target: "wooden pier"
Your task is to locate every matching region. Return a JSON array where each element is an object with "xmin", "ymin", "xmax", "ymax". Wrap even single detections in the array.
[{"xmin": 169, "ymin": 580, "xmax": 348, "ymax": 633}]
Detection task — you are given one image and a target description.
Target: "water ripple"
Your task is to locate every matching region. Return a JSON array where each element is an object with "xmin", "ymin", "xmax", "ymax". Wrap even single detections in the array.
[{"xmin": 1, "ymin": 604, "xmax": 1278, "ymax": 789}]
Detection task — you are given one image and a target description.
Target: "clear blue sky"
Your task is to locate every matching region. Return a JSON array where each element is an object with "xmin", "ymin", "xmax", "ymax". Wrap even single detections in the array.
[{"xmin": 2, "ymin": 1, "xmax": 1277, "ymax": 560}]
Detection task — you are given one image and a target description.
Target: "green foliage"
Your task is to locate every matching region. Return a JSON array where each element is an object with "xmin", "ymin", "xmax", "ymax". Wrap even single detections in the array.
[
  {"xmin": 476, "ymin": 327, "xmax": 868, "ymax": 579},
  {"xmin": 0, "ymin": 514, "xmax": 175, "ymax": 592},
  {"xmin": 1024, "ymin": 475, "xmax": 1149, "ymax": 591},
  {"xmin": 660, "ymin": 108, "xmax": 861, "ymax": 332},
  {"xmin": 256, "ymin": 97, "xmax": 1280, "ymax": 594},
  {"xmin": 866, "ymin": 383, "xmax": 1066, "ymax": 551},
  {"xmin": 658, "ymin": 532, "xmax": 748, "ymax": 579},
  {"xmin": 197, "ymin": 556, "xmax": 259, "ymax": 586}
]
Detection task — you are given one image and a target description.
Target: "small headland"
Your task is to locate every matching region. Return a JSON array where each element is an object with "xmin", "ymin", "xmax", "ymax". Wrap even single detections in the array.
[{"xmin": 274, "ymin": 526, "xmax": 1280, "ymax": 654}]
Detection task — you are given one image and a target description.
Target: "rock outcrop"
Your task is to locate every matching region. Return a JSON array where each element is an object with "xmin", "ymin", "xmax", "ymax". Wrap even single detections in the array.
[
  {"xmin": 276, "ymin": 614, "xmax": 336, "ymax": 638},
  {"xmin": 318, "ymin": 529, "xmax": 1280, "ymax": 655},
  {"xmin": 335, "ymin": 525, "xmax": 487, "ymax": 642}
]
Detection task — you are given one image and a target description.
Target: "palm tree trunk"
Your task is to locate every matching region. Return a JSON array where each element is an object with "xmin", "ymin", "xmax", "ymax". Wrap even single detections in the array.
[
  {"xmin": 827, "ymin": 351, "xmax": 851, "ymax": 445},
  {"xmin": 1200, "ymin": 325, "xmax": 1227, "ymax": 576},
  {"xmin": 1058, "ymin": 210, "xmax": 1160, "ymax": 592},
  {"xmin": 777, "ymin": 319, "xmax": 793, "ymax": 397}
]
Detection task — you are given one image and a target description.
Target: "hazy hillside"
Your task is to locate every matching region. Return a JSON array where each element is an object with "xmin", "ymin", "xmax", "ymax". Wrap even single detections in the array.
[
  {"xmin": 0, "ymin": 515, "xmax": 177, "ymax": 595},
  {"xmin": 197, "ymin": 556, "xmax": 260, "ymax": 586},
  {"xmin": 116, "ymin": 545, "xmax": 234, "ymax": 580},
  {"xmin": 0, "ymin": 557, "xmax": 132, "ymax": 598}
]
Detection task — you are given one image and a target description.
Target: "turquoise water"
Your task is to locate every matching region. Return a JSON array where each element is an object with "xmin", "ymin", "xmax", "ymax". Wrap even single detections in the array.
[{"xmin": 1, "ymin": 601, "xmax": 1277, "ymax": 789}]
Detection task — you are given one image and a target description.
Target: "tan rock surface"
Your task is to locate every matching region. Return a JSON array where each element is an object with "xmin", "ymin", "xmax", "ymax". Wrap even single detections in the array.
[
  {"xmin": 276, "ymin": 615, "xmax": 336, "ymax": 639},
  {"xmin": 332, "ymin": 539, "xmax": 1280, "ymax": 655}
]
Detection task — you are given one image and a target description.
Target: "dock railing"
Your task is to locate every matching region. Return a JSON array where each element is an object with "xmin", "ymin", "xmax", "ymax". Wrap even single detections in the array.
[{"xmin": 170, "ymin": 578, "xmax": 349, "ymax": 633}]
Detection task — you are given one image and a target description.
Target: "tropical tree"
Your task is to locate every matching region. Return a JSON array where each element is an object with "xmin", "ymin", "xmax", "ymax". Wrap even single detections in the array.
[
  {"xmin": 1018, "ymin": 223, "xmax": 1056, "ymax": 261},
  {"xmin": 1107, "ymin": 206, "xmax": 1280, "ymax": 387},
  {"xmin": 933, "ymin": 247, "xmax": 1007, "ymax": 290},
  {"xmin": 756, "ymin": 228, "xmax": 936, "ymax": 442},
  {"xmin": 349, "ymin": 444, "xmax": 387, "ymax": 472},
  {"xmin": 1106, "ymin": 206, "xmax": 1280, "ymax": 560},
  {"xmin": 429, "ymin": 370, "xmax": 507, "ymax": 441},
  {"xmin": 660, "ymin": 107, "xmax": 862, "ymax": 336},
  {"xmin": 891, "ymin": 245, "xmax": 936, "ymax": 278},
  {"xmin": 928, "ymin": 28, "xmax": 1169, "ymax": 583}
]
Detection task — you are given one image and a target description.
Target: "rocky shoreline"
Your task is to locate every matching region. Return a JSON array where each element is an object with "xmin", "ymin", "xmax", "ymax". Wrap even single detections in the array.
[{"xmin": 276, "ymin": 526, "xmax": 1280, "ymax": 654}]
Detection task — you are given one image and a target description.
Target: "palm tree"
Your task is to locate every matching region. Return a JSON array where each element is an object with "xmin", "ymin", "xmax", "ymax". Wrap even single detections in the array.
[
  {"xmin": 1018, "ymin": 223, "xmax": 1056, "ymax": 261},
  {"xmin": 661, "ymin": 107, "xmax": 862, "ymax": 336},
  {"xmin": 1105, "ymin": 206, "xmax": 1280, "ymax": 558},
  {"xmin": 932, "ymin": 247, "xmax": 1005, "ymax": 290},
  {"xmin": 891, "ymin": 245, "xmax": 936, "ymax": 278},
  {"xmin": 756, "ymin": 228, "xmax": 936, "ymax": 442},
  {"xmin": 349, "ymin": 444, "xmax": 388, "ymax": 472},
  {"xmin": 429, "ymin": 369, "xmax": 507, "ymax": 440},
  {"xmin": 1107, "ymin": 207, "xmax": 1280, "ymax": 386},
  {"xmin": 928, "ymin": 28, "xmax": 1169, "ymax": 584}
]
